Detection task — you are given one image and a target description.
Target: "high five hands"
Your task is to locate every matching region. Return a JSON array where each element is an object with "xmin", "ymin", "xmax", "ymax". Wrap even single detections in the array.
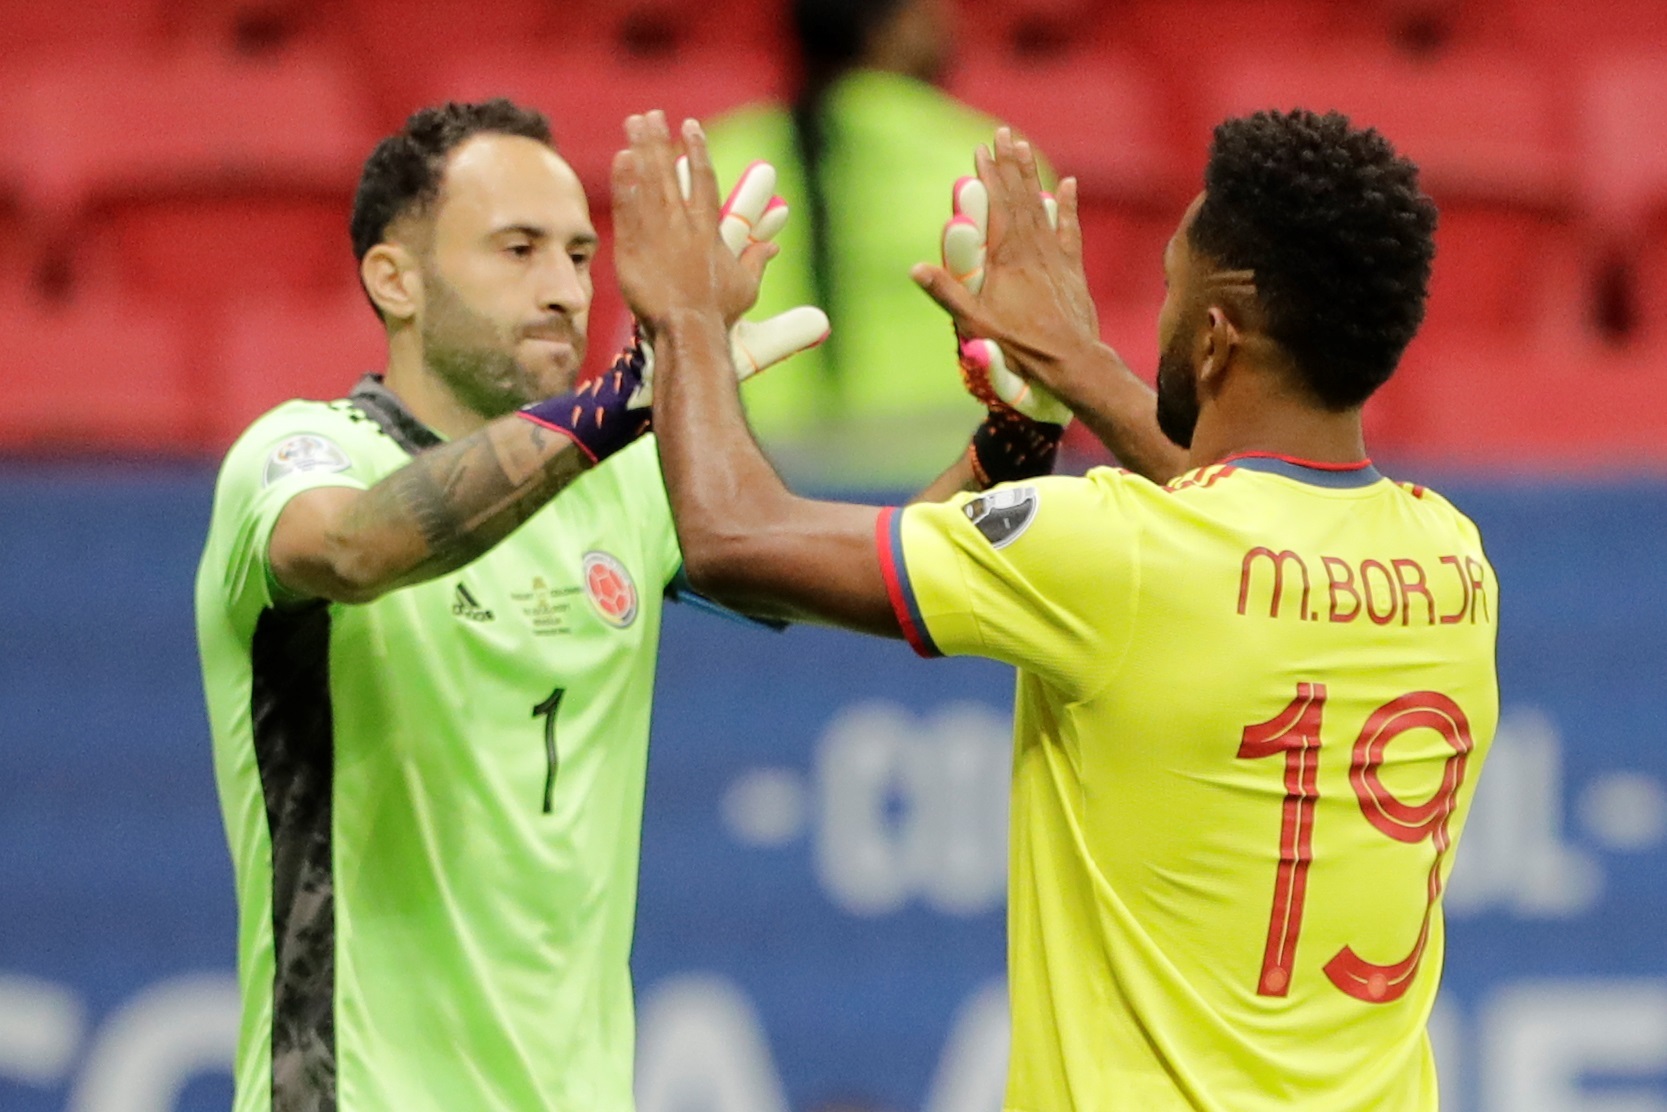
[
  {"xmin": 912, "ymin": 128, "xmax": 1102, "ymax": 415},
  {"xmin": 612, "ymin": 112, "xmax": 756, "ymax": 336}
]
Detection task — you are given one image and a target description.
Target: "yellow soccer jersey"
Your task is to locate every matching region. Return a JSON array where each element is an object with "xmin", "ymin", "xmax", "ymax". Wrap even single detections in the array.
[{"xmin": 877, "ymin": 453, "xmax": 1499, "ymax": 1112}]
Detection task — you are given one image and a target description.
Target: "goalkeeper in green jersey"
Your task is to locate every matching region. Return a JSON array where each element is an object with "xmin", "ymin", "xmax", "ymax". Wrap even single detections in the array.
[{"xmin": 195, "ymin": 98, "xmax": 1114, "ymax": 1111}]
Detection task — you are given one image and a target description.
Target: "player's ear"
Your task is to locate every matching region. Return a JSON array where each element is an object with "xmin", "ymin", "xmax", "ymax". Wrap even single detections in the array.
[
  {"xmin": 1198, "ymin": 305, "xmax": 1241, "ymax": 389},
  {"xmin": 362, "ymin": 242, "xmax": 422, "ymax": 325}
]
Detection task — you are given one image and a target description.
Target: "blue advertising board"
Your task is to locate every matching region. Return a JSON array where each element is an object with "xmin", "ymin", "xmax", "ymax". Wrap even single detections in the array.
[{"xmin": 1, "ymin": 466, "xmax": 1663, "ymax": 1112}]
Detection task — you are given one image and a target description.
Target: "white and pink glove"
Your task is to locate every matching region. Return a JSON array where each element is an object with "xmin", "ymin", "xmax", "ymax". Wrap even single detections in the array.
[
  {"xmin": 941, "ymin": 176, "xmax": 1073, "ymax": 426},
  {"xmin": 942, "ymin": 176, "xmax": 1071, "ymax": 487},
  {"xmin": 630, "ymin": 159, "xmax": 830, "ymax": 408}
]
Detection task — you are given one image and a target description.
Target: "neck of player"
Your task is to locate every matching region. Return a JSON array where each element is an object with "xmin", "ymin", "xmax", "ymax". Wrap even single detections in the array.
[
  {"xmin": 1187, "ymin": 363, "xmax": 1369, "ymax": 469},
  {"xmin": 381, "ymin": 328, "xmax": 493, "ymax": 441}
]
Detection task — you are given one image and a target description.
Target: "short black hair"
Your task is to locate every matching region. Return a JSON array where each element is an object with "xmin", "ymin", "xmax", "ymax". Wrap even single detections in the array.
[
  {"xmin": 350, "ymin": 98, "xmax": 554, "ymax": 264},
  {"xmin": 1189, "ymin": 108, "xmax": 1438, "ymax": 409}
]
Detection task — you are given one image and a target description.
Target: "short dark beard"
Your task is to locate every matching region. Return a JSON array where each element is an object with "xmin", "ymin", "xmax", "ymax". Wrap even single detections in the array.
[
  {"xmin": 1155, "ymin": 340, "xmax": 1200, "ymax": 449},
  {"xmin": 421, "ymin": 270, "xmax": 550, "ymax": 418}
]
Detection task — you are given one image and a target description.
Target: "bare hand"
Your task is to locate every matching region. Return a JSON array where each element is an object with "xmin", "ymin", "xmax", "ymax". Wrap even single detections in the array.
[
  {"xmin": 612, "ymin": 111, "xmax": 775, "ymax": 331},
  {"xmin": 912, "ymin": 129, "xmax": 1100, "ymax": 404}
]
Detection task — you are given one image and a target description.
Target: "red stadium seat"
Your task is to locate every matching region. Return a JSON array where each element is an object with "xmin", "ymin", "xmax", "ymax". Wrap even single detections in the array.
[
  {"xmin": 348, "ymin": 0, "xmax": 782, "ymax": 124},
  {"xmin": 1581, "ymin": 55, "xmax": 1667, "ymax": 234},
  {"xmin": 157, "ymin": 0, "xmax": 346, "ymax": 58},
  {"xmin": 1196, "ymin": 50, "xmax": 1584, "ymax": 344},
  {"xmin": 0, "ymin": 48, "xmax": 377, "ymax": 337},
  {"xmin": 958, "ymin": 0, "xmax": 1106, "ymax": 63},
  {"xmin": 0, "ymin": 192, "xmax": 32, "ymax": 301},
  {"xmin": 0, "ymin": 48, "xmax": 374, "ymax": 218},
  {"xmin": 424, "ymin": 50, "xmax": 782, "ymax": 195},
  {"xmin": 1505, "ymin": 0, "xmax": 1667, "ymax": 62},
  {"xmin": 1381, "ymin": 330, "xmax": 1667, "ymax": 469},
  {"xmin": 213, "ymin": 284, "xmax": 388, "ymax": 448},
  {"xmin": 1578, "ymin": 55, "xmax": 1667, "ymax": 348},
  {"xmin": 0, "ymin": 290, "xmax": 195, "ymax": 453},
  {"xmin": 346, "ymin": 0, "xmax": 562, "ymax": 123},
  {"xmin": 0, "ymin": 4, "xmax": 166, "ymax": 65},
  {"xmin": 1111, "ymin": 0, "xmax": 1342, "ymax": 72}
]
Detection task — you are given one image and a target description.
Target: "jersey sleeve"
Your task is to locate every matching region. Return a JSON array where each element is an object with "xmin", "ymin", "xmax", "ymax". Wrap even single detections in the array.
[
  {"xmin": 878, "ymin": 473, "xmax": 1142, "ymax": 699},
  {"xmin": 206, "ymin": 402, "xmax": 376, "ymax": 620}
]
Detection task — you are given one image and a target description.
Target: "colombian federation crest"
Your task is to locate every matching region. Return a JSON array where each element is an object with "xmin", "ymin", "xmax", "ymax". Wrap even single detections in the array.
[
  {"xmin": 963, "ymin": 485, "xmax": 1039, "ymax": 549},
  {"xmin": 582, "ymin": 551, "xmax": 638, "ymax": 628}
]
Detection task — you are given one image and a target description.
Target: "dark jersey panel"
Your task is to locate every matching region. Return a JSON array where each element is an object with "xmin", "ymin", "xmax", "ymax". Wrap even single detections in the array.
[{"xmin": 251, "ymin": 604, "xmax": 337, "ymax": 1112}]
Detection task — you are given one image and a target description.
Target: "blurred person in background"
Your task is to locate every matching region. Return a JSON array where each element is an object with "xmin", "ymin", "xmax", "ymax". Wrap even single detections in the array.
[
  {"xmin": 706, "ymin": 0, "xmax": 1051, "ymax": 487},
  {"xmin": 622, "ymin": 109, "xmax": 1498, "ymax": 1111}
]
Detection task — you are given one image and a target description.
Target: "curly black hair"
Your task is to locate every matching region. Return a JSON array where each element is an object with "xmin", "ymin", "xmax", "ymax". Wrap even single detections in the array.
[
  {"xmin": 1189, "ymin": 109, "xmax": 1438, "ymax": 409},
  {"xmin": 350, "ymin": 99, "xmax": 553, "ymax": 264}
]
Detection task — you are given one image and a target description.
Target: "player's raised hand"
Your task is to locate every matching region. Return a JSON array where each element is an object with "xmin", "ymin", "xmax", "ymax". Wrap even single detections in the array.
[
  {"xmin": 943, "ymin": 176, "xmax": 1073, "ymax": 427},
  {"xmin": 613, "ymin": 112, "xmax": 772, "ymax": 331},
  {"xmin": 939, "ymin": 173, "xmax": 1070, "ymax": 486},
  {"xmin": 913, "ymin": 128, "xmax": 1100, "ymax": 411},
  {"xmin": 631, "ymin": 156, "xmax": 829, "ymax": 407}
]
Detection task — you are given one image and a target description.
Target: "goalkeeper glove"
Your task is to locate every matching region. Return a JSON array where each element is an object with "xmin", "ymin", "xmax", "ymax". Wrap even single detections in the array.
[
  {"xmin": 631, "ymin": 158, "xmax": 829, "ymax": 406},
  {"xmin": 942, "ymin": 175, "xmax": 1072, "ymax": 487},
  {"xmin": 518, "ymin": 160, "xmax": 829, "ymax": 463},
  {"xmin": 518, "ymin": 330, "xmax": 652, "ymax": 463}
]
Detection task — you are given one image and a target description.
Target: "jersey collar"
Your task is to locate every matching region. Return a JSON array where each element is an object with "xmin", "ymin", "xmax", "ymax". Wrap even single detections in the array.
[
  {"xmin": 1218, "ymin": 451, "xmax": 1383, "ymax": 489},
  {"xmin": 348, "ymin": 375, "xmax": 445, "ymax": 455}
]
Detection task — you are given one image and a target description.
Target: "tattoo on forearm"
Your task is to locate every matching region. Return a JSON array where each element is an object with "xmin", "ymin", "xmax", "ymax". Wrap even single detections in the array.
[
  {"xmin": 390, "ymin": 454, "xmax": 468, "ymax": 557},
  {"xmin": 347, "ymin": 416, "xmax": 589, "ymax": 587}
]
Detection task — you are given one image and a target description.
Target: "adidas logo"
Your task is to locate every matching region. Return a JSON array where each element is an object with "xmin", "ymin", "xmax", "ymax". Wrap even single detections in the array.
[{"xmin": 452, "ymin": 582, "xmax": 495, "ymax": 622}]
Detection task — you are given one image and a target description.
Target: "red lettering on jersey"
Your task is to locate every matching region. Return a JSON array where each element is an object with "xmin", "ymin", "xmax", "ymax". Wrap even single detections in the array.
[
  {"xmin": 1323, "ymin": 557, "xmax": 1360, "ymax": 623},
  {"xmin": 1238, "ymin": 548, "xmax": 1312, "ymax": 618},
  {"xmin": 1361, "ymin": 560, "xmax": 1400, "ymax": 626},
  {"xmin": 1393, "ymin": 559, "xmax": 1435, "ymax": 626},
  {"xmin": 1438, "ymin": 556, "xmax": 1470, "ymax": 624},
  {"xmin": 1466, "ymin": 557, "xmax": 1489, "ymax": 623}
]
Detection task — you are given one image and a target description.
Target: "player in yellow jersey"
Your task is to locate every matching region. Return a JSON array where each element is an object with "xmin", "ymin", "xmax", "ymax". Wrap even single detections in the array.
[{"xmin": 614, "ymin": 107, "xmax": 1496, "ymax": 1111}]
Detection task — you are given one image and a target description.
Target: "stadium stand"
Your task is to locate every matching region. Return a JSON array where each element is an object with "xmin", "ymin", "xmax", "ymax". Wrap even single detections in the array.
[
  {"xmin": 949, "ymin": 51, "xmax": 1187, "ymax": 338},
  {"xmin": 1581, "ymin": 54, "xmax": 1667, "ymax": 348},
  {"xmin": 0, "ymin": 0, "xmax": 1658, "ymax": 468},
  {"xmin": 0, "ymin": 3, "xmax": 167, "ymax": 66},
  {"xmin": 214, "ymin": 284, "xmax": 389, "ymax": 447},
  {"xmin": 0, "ymin": 47, "xmax": 374, "ymax": 312},
  {"xmin": 957, "ymin": 0, "xmax": 1097, "ymax": 62},
  {"xmin": 1505, "ymin": 0, "xmax": 1667, "ymax": 61},
  {"xmin": 347, "ymin": 0, "xmax": 785, "ymax": 123},
  {"xmin": 0, "ymin": 290, "xmax": 194, "ymax": 453}
]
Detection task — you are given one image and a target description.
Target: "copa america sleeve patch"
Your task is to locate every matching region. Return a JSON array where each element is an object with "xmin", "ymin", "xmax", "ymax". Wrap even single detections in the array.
[
  {"xmin": 263, "ymin": 434, "xmax": 352, "ymax": 487},
  {"xmin": 963, "ymin": 485, "xmax": 1038, "ymax": 549}
]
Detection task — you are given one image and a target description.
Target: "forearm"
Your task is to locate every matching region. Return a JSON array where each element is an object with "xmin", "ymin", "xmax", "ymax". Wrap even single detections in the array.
[
  {"xmin": 318, "ymin": 414, "xmax": 590, "ymax": 599},
  {"xmin": 648, "ymin": 308, "xmax": 795, "ymax": 581},
  {"xmin": 649, "ymin": 308, "xmax": 898, "ymax": 634}
]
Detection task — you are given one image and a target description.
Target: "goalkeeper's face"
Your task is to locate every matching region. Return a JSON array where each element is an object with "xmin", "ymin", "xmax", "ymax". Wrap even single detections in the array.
[{"xmin": 416, "ymin": 134, "xmax": 597, "ymax": 415}]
